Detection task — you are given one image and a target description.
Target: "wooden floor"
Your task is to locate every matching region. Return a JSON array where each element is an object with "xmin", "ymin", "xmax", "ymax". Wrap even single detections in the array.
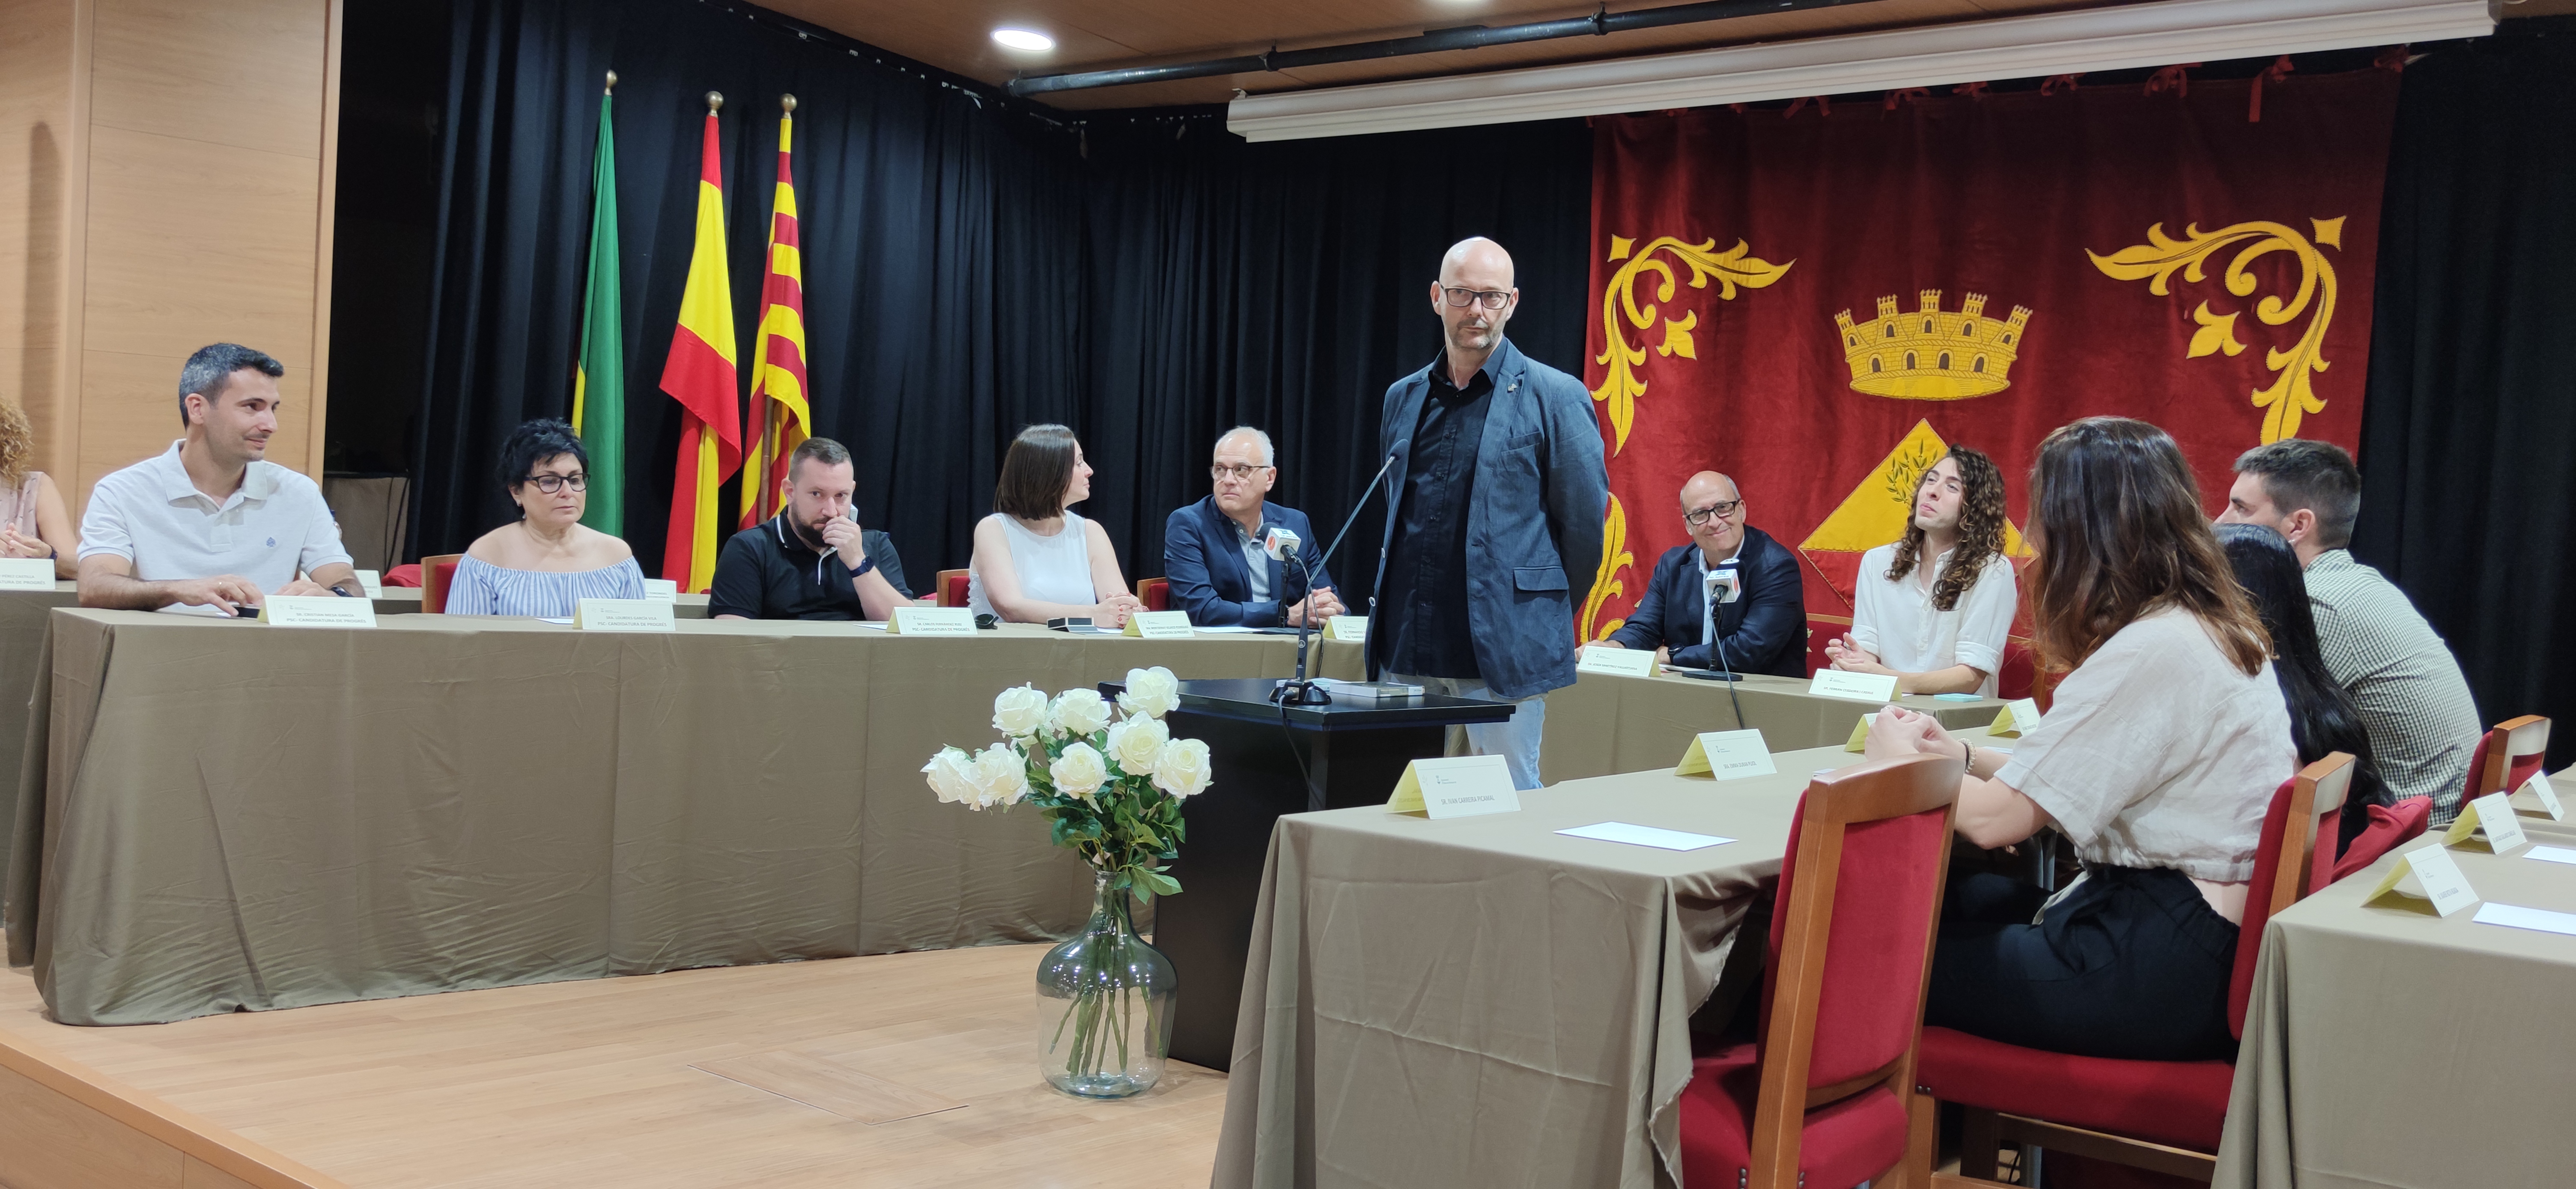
[{"xmin": 0, "ymin": 945, "xmax": 1229, "ymax": 1188}]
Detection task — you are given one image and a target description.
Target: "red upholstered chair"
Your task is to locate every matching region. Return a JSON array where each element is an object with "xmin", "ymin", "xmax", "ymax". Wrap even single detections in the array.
[
  {"xmin": 934, "ymin": 568, "xmax": 969, "ymax": 609},
  {"xmin": 1804, "ymin": 613, "xmax": 1852, "ymax": 678},
  {"xmin": 1136, "ymin": 578, "xmax": 1170, "ymax": 612},
  {"xmin": 420, "ymin": 553, "xmax": 463, "ymax": 614},
  {"xmin": 1995, "ymin": 637, "xmax": 2036, "ymax": 702},
  {"xmin": 2332, "ymin": 797, "xmax": 2433, "ymax": 882},
  {"xmin": 382, "ymin": 564, "xmax": 423, "ymax": 588},
  {"xmin": 1678, "ymin": 751, "xmax": 1962, "ymax": 1189},
  {"xmin": 2461, "ymin": 715, "xmax": 2551, "ymax": 809},
  {"xmin": 1906, "ymin": 752, "xmax": 2354, "ymax": 1186}
]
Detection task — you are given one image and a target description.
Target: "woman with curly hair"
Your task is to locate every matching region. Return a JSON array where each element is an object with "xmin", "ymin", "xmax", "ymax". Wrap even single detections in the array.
[
  {"xmin": 0, "ymin": 400, "xmax": 77, "ymax": 578},
  {"xmin": 1824, "ymin": 444, "xmax": 2017, "ymax": 694}
]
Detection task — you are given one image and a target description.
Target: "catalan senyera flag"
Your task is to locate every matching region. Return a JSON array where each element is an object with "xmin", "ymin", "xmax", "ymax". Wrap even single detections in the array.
[
  {"xmin": 739, "ymin": 99, "xmax": 811, "ymax": 529},
  {"xmin": 572, "ymin": 80, "xmax": 624, "ymax": 536},
  {"xmin": 659, "ymin": 101, "xmax": 742, "ymax": 593}
]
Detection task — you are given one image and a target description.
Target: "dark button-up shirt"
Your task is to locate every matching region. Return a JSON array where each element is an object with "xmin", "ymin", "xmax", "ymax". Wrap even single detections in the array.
[
  {"xmin": 1377, "ymin": 350, "xmax": 1496, "ymax": 678},
  {"xmin": 707, "ymin": 514, "xmax": 913, "ymax": 619}
]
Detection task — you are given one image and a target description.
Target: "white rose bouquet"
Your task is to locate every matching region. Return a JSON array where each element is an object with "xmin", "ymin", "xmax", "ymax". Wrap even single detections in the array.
[{"xmin": 924, "ymin": 665, "xmax": 1210, "ymax": 899}]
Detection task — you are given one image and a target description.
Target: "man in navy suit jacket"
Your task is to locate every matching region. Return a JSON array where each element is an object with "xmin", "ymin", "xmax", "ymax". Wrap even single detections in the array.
[
  {"xmin": 1602, "ymin": 471, "xmax": 1807, "ymax": 678},
  {"xmin": 1163, "ymin": 427, "xmax": 1343, "ymax": 627},
  {"xmin": 1368, "ymin": 237, "xmax": 1610, "ymax": 789}
]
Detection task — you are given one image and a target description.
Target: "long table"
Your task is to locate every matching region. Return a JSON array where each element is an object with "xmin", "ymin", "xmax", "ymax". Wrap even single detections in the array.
[
  {"xmin": 1539, "ymin": 668, "xmax": 2006, "ymax": 783},
  {"xmin": 1213, "ymin": 743, "xmax": 1884, "ymax": 1189}
]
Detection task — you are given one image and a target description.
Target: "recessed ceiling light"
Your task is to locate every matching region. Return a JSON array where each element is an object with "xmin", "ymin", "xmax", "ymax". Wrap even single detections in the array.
[{"xmin": 991, "ymin": 28, "xmax": 1055, "ymax": 53}]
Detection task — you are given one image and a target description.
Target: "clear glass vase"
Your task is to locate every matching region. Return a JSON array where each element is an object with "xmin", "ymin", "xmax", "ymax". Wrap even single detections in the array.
[{"xmin": 1035, "ymin": 871, "xmax": 1176, "ymax": 1098}]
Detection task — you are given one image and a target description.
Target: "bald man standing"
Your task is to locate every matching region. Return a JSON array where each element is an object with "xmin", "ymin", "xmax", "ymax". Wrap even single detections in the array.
[
  {"xmin": 1367, "ymin": 237, "xmax": 1609, "ymax": 790},
  {"xmin": 1601, "ymin": 471, "xmax": 1806, "ymax": 677}
]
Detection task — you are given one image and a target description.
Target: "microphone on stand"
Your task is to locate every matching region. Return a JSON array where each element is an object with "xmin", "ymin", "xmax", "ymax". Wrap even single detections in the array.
[
  {"xmin": 1704, "ymin": 562, "xmax": 1747, "ymax": 728},
  {"xmin": 1272, "ymin": 441, "xmax": 1407, "ymax": 707}
]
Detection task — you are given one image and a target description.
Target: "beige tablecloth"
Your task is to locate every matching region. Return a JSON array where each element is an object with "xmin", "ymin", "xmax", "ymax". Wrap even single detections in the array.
[
  {"xmin": 1214, "ymin": 743, "xmax": 1868, "ymax": 1189},
  {"xmin": 0, "ymin": 586, "xmax": 79, "ymax": 901},
  {"xmin": 1541, "ymin": 669, "xmax": 2007, "ymax": 784},
  {"xmin": 2215, "ymin": 834, "xmax": 2576, "ymax": 1189}
]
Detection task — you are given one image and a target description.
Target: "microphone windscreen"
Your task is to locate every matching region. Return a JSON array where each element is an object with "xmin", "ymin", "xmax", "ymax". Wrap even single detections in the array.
[{"xmin": 1264, "ymin": 526, "xmax": 1302, "ymax": 560}]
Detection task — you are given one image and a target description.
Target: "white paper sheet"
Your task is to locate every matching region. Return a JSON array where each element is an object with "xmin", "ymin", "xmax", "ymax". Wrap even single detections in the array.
[
  {"xmin": 2471, "ymin": 902, "xmax": 2576, "ymax": 938},
  {"xmin": 1555, "ymin": 821, "xmax": 1734, "ymax": 851},
  {"xmin": 2521, "ymin": 845, "xmax": 2576, "ymax": 866}
]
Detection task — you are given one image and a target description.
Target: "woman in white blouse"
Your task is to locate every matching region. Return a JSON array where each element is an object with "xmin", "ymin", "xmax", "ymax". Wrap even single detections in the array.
[
  {"xmin": 1865, "ymin": 417, "xmax": 2295, "ymax": 1062},
  {"xmin": 968, "ymin": 424, "xmax": 1145, "ymax": 627},
  {"xmin": 1824, "ymin": 445, "xmax": 2016, "ymax": 695}
]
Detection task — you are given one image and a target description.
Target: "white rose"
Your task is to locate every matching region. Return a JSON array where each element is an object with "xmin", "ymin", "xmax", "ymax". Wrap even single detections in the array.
[
  {"xmin": 1105, "ymin": 716, "xmax": 1168, "ymax": 777},
  {"xmin": 922, "ymin": 747, "xmax": 975, "ymax": 805},
  {"xmin": 1153, "ymin": 737, "xmax": 1213, "ymax": 799},
  {"xmin": 968, "ymin": 743, "xmax": 1030, "ymax": 808},
  {"xmin": 1050, "ymin": 742, "xmax": 1109, "ymax": 801},
  {"xmin": 992, "ymin": 685, "xmax": 1048, "ymax": 738},
  {"xmin": 1118, "ymin": 666, "xmax": 1182, "ymax": 720},
  {"xmin": 1048, "ymin": 688, "xmax": 1112, "ymax": 738}
]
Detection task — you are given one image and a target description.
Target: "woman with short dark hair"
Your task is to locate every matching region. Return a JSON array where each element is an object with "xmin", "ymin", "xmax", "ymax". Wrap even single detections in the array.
[
  {"xmin": 2217, "ymin": 521, "xmax": 2391, "ymax": 853},
  {"xmin": 444, "ymin": 419, "xmax": 645, "ymax": 616},
  {"xmin": 967, "ymin": 424, "xmax": 1141, "ymax": 625},
  {"xmin": 1865, "ymin": 416, "xmax": 2297, "ymax": 1061}
]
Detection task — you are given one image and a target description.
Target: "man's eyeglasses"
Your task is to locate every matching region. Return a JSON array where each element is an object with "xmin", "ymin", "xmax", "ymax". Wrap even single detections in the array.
[
  {"xmin": 525, "ymin": 473, "xmax": 588, "ymax": 494},
  {"xmin": 1440, "ymin": 286, "xmax": 1512, "ymax": 311},
  {"xmin": 1684, "ymin": 499, "xmax": 1743, "ymax": 525},
  {"xmin": 1211, "ymin": 463, "xmax": 1270, "ymax": 481}
]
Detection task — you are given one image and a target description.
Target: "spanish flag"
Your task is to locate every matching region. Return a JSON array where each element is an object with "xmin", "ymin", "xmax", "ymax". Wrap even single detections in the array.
[
  {"xmin": 739, "ymin": 96, "xmax": 811, "ymax": 528},
  {"xmin": 659, "ymin": 96, "xmax": 741, "ymax": 593}
]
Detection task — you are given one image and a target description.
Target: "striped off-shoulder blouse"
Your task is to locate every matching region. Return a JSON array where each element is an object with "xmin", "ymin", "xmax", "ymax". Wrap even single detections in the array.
[{"xmin": 444, "ymin": 553, "xmax": 647, "ymax": 617}]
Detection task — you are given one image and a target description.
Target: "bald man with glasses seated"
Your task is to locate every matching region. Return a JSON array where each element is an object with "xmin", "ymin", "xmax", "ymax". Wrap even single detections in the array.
[
  {"xmin": 1163, "ymin": 426, "xmax": 1343, "ymax": 627},
  {"xmin": 1596, "ymin": 470, "xmax": 1806, "ymax": 677}
]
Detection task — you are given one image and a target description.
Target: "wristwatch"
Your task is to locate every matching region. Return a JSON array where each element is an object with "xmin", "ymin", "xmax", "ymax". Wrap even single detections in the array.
[
  {"xmin": 330, "ymin": 585, "xmax": 358, "ymax": 597},
  {"xmin": 844, "ymin": 552, "xmax": 876, "ymax": 578}
]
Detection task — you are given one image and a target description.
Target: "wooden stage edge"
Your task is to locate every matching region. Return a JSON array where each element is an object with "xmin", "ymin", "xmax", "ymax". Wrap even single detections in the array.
[{"xmin": 0, "ymin": 945, "xmax": 1229, "ymax": 1189}]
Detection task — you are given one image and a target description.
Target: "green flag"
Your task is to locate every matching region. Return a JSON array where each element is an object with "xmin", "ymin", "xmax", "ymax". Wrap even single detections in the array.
[{"xmin": 572, "ymin": 82, "xmax": 624, "ymax": 535}]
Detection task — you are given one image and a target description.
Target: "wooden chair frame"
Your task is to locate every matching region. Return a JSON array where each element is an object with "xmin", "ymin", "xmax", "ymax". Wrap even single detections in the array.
[
  {"xmin": 933, "ymin": 568, "xmax": 968, "ymax": 609},
  {"xmin": 419, "ymin": 553, "xmax": 463, "ymax": 614},
  {"xmin": 1915, "ymin": 752, "xmax": 2354, "ymax": 1189},
  {"xmin": 2477, "ymin": 715, "xmax": 2551, "ymax": 800},
  {"xmin": 1743, "ymin": 750, "xmax": 1962, "ymax": 1189}
]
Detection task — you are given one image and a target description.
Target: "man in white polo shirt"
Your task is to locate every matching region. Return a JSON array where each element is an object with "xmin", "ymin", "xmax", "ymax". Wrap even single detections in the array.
[{"xmin": 78, "ymin": 343, "xmax": 361, "ymax": 616}]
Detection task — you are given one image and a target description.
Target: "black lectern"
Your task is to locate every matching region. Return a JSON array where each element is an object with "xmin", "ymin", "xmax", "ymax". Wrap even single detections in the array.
[{"xmin": 1148, "ymin": 677, "xmax": 1517, "ymax": 1071}]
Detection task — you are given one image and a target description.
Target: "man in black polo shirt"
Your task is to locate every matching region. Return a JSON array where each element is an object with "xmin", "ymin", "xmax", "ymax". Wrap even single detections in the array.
[{"xmin": 709, "ymin": 436, "xmax": 917, "ymax": 620}]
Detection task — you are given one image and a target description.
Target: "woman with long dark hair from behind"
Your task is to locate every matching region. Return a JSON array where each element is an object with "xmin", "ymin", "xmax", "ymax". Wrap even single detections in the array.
[
  {"xmin": 1863, "ymin": 416, "xmax": 2296, "ymax": 1061},
  {"xmin": 2216, "ymin": 522, "xmax": 2391, "ymax": 854}
]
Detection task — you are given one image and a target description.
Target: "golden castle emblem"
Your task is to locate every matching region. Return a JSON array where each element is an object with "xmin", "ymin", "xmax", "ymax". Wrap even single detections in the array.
[{"xmin": 1834, "ymin": 290, "xmax": 2032, "ymax": 400}]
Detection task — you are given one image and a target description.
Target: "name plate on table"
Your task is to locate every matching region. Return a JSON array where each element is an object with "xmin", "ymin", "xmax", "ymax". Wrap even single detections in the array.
[
  {"xmin": 2365, "ymin": 843, "xmax": 2480, "ymax": 917},
  {"xmin": 354, "ymin": 569, "xmax": 385, "ymax": 598},
  {"xmin": 1677, "ymin": 729, "xmax": 1775, "ymax": 780},
  {"xmin": 1386, "ymin": 755, "xmax": 1521, "ymax": 819},
  {"xmin": 2443, "ymin": 791, "xmax": 2529, "ymax": 855},
  {"xmin": 1844, "ymin": 713, "xmax": 1879, "ymax": 753},
  {"xmin": 0, "ymin": 558, "xmax": 53, "ymax": 590},
  {"xmin": 1124, "ymin": 610, "xmax": 1193, "ymax": 639},
  {"xmin": 574, "ymin": 597, "xmax": 675, "ymax": 633},
  {"xmin": 1809, "ymin": 669, "xmax": 1900, "ymax": 703},
  {"xmin": 258, "ymin": 595, "xmax": 379, "ymax": 627},
  {"xmin": 1322, "ymin": 615, "xmax": 1369, "ymax": 642},
  {"xmin": 889, "ymin": 607, "xmax": 975, "ymax": 636},
  {"xmin": 1990, "ymin": 697, "xmax": 2043, "ymax": 739},
  {"xmin": 1576, "ymin": 644, "xmax": 1657, "ymax": 678},
  {"xmin": 2520, "ymin": 772, "xmax": 2566, "ymax": 822},
  {"xmin": 641, "ymin": 578, "xmax": 679, "ymax": 602}
]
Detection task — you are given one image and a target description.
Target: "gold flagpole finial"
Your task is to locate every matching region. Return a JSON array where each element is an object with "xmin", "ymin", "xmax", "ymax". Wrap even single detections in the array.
[
  {"xmin": 781, "ymin": 93, "xmax": 797, "ymax": 114},
  {"xmin": 705, "ymin": 91, "xmax": 724, "ymax": 112},
  {"xmin": 604, "ymin": 70, "xmax": 617, "ymax": 93}
]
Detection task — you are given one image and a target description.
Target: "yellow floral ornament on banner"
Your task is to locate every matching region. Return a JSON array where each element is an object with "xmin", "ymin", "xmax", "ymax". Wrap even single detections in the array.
[
  {"xmin": 1580, "ymin": 493, "xmax": 1638, "ymax": 643},
  {"xmin": 2088, "ymin": 217, "xmax": 2345, "ymax": 442},
  {"xmin": 1590, "ymin": 235, "xmax": 1793, "ymax": 454}
]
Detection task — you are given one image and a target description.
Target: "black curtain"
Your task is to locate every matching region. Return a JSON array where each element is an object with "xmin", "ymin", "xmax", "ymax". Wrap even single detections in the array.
[
  {"xmin": 2356, "ymin": 18, "xmax": 2576, "ymax": 766},
  {"xmin": 414, "ymin": 0, "xmax": 1592, "ymax": 586}
]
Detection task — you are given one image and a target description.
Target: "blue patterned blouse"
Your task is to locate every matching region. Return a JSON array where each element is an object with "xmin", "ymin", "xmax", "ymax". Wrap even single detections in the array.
[{"xmin": 444, "ymin": 554, "xmax": 648, "ymax": 617}]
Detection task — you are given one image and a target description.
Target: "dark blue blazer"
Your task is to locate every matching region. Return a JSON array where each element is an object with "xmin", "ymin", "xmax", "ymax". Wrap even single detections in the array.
[
  {"xmin": 1162, "ymin": 496, "xmax": 1335, "ymax": 627},
  {"xmin": 1605, "ymin": 528, "xmax": 1807, "ymax": 677},
  {"xmin": 1366, "ymin": 337, "xmax": 1610, "ymax": 699}
]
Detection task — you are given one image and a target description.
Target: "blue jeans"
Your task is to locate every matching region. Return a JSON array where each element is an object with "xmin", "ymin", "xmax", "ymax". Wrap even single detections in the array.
[{"xmin": 1383, "ymin": 672, "xmax": 1547, "ymax": 790}]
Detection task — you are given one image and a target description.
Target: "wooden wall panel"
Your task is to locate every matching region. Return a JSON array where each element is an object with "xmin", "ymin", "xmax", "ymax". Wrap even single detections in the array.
[
  {"xmin": 0, "ymin": 0, "xmax": 83, "ymax": 493},
  {"xmin": 89, "ymin": 0, "xmax": 328, "ymax": 160}
]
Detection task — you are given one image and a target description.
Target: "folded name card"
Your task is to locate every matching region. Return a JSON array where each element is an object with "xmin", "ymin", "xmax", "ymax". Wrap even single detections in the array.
[
  {"xmin": 1576, "ymin": 643, "xmax": 1657, "ymax": 678},
  {"xmin": 1990, "ymin": 697, "xmax": 2043, "ymax": 739},
  {"xmin": 260, "ymin": 595, "xmax": 379, "ymax": 628},
  {"xmin": 2443, "ymin": 790, "xmax": 2529, "ymax": 855},
  {"xmin": 2519, "ymin": 772, "xmax": 2566, "ymax": 823},
  {"xmin": 888, "ymin": 607, "xmax": 976, "ymax": 636},
  {"xmin": 0, "ymin": 558, "xmax": 54, "ymax": 591},
  {"xmin": 1844, "ymin": 713, "xmax": 1879, "ymax": 753},
  {"xmin": 2364, "ymin": 843, "xmax": 2479, "ymax": 917},
  {"xmin": 1676, "ymin": 728, "xmax": 1774, "ymax": 780},
  {"xmin": 1386, "ymin": 755, "xmax": 1520, "ymax": 819},
  {"xmin": 574, "ymin": 597, "xmax": 676, "ymax": 632},
  {"xmin": 1124, "ymin": 610, "xmax": 1193, "ymax": 639},
  {"xmin": 1323, "ymin": 615, "xmax": 1369, "ymax": 642},
  {"xmin": 1810, "ymin": 669, "xmax": 1899, "ymax": 702},
  {"xmin": 354, "ymin": 569, "xmax": 385, "ymax": 598},
  {"xmin": 641, "ymin": 578, "xmax": 679, "ymax": 602}
]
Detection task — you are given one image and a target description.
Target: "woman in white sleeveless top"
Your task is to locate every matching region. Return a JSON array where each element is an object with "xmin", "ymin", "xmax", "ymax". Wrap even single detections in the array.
[
  {"xmin": 968, "ymin": 424, "xmax": 1144, "ymax": 626},
  {"xmin": 0, "ymin": 400, "xmax": 78, "ymax": 577}
]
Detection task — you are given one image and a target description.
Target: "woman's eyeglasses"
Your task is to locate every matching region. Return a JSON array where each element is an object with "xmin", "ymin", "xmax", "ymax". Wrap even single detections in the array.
[{"xmin": 525, "ymin": 473, "xmax": 588, "ymax": 494}]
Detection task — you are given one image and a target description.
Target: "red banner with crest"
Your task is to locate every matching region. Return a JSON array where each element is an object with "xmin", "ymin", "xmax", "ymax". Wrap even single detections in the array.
[{"xmin": 1578, "ymin": 69, "xmax": 2400, "ymax": 660}]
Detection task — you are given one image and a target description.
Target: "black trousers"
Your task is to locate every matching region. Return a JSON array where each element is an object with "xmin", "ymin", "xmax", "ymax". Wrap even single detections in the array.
[{"xmin": 1924, "ymin": 866, "xmax": 2239, "ymax": 1062}]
